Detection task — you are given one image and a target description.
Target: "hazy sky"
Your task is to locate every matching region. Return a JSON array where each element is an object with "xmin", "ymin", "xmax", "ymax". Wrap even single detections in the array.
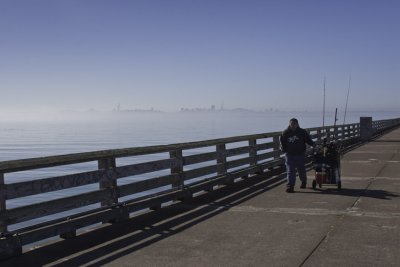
[{"xmin": 1, "ymin": 0, "xmax": 399, "ymax": 113}]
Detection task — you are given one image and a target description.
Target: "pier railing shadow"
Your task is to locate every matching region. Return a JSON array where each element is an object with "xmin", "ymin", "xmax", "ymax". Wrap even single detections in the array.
[{"xmin": 1, "ymin": 173, "xmax": 286, "ymax": 267}]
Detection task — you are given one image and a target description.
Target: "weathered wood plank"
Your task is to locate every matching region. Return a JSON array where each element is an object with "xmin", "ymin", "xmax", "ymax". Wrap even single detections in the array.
[
  {"xmin": 226, "ymin": 157, "xmax": 251, "ymax": 169},
  {"xmin": 183, "ymin": 152, "xmax": 217, "ymax": 165},
  {"xmin": 256, "ymin": 142, "xmax": 274, "ymax": 151},
  {"xmin": 273, "ymin": 135, "xmax": 280, "ymax": 160},
  {"xmin": 170, "ymin": 131, "xmax": 280, "ymax": 149},
  {"xmin": 115, "ymin": 158, "xmax": 177, "ymax": 178},
  {"xmin": 259, "ymin": 158, "xmax": 285, "ymax": 169},
  {"xmin": 226, "ymin": 146, "xmax": 250, "ymax": 157},
  {"xmin": 216, "ymin": 144, "xmax": 227, "ymax": 176},
  {"xmin": 249, "ymin": 139, "xmax": 257, "ymax": 166},
  {"xmin": 0, "ymin": 173, "xmax": 6, "ymax": 233},
  {"xmin": 183, "ymin": 165, "xmax": 219, "ymax": 180},
  {"xmin": 117, "ymin": 174, "xmax": 178, "ymax": 198},
  {"xmin": 122, "ymin": 188, "xmax": 187, "ymax": 214},
  {"xmin": 229, "ymin": 166, "xmax": 259, "ymax": 180},
  {"xmin": 169, "ymin": 150, "xmax": 183, "ymax": 188},
  {"xmin": 99, "ymin": 158, "xmax": 118, "ymax": 207},
  {"xmin": 183, "ymin": 173, "xmax": 231, "ymax": 194},
  {"xmin": 5, "ymin": 170, "xmax": 103, "ymax": 200},
  {"xmin": 257, "ymin": 151, "xmax": 279, "ymax": 162},
  {"xmin": 5, "ymin": 189, "xmax": 109, "ymax": 225}
]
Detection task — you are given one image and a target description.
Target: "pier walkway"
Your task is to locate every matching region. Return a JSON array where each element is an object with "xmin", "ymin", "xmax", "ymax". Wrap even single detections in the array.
[{"xmin": 2, "ymin": 128, "xmax": 400, "ymax": 266}]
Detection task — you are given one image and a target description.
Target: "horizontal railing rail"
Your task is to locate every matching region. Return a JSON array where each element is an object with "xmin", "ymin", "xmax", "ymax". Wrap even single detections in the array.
[{"xmin": 0, "ymin": 117, "xmax": 399, "ymax": 259}]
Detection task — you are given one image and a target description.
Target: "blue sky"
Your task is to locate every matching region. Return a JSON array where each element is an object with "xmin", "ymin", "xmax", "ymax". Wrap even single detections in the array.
[{"xmin": 1, "ymin": 0, "xmax": 399, "ymax": 113}]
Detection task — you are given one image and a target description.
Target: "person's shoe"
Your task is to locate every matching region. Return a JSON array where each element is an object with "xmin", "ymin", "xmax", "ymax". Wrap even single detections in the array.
[
  {"xmin": 300, "ymin": 183, "xmax": 307, "ymax": 189},
  {"xmin": 286, "ymin": 187, "xmax": 294, "ymax": 193}
]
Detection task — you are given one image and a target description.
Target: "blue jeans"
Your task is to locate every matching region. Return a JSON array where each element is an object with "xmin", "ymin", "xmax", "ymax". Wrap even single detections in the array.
[{"xmin": 285, "ymin": 153, "xmax": 307, "ymax": 188}]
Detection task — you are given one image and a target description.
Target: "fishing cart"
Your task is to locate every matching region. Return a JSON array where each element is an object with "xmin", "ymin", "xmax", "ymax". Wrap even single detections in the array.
[{"xmin": 312, "ymin": 140, "xmax": 342, "ymax": 190}]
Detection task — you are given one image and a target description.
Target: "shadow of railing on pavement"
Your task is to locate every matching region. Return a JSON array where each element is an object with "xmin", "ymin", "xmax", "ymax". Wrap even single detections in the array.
[{"xmin": 1, "ymin": 173, "xmax": 286, "ymax": 267}]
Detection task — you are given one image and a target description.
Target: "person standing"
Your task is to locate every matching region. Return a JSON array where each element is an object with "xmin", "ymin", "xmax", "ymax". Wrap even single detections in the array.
[{"xmin": 280, "ymin": 118, "xmax": 314, "ymax": 193}]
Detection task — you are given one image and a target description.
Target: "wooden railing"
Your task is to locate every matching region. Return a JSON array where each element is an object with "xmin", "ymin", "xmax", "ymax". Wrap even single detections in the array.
[
  {"xmin": 372, "ymin": 118, "xmax": 400, "ymax": 134},
  {"xmin": 0, "ymin": 118, "xmax": 398, "ymax": 259}
]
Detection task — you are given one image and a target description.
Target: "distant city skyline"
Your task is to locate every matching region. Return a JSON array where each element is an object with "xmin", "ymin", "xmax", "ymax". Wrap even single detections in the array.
[
  {"xmin": 1, "ymin": 1, "xmax": 399, "ymax": 116},
  {"xmin": 66, "ymin": 103, "xmax": 400, "ymax": 114}
]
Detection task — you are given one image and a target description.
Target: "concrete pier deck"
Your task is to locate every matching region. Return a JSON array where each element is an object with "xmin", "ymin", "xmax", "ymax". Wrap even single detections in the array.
[{"xmin": 2, "ymin": 128, "xmax": 400, "ymax": 267}]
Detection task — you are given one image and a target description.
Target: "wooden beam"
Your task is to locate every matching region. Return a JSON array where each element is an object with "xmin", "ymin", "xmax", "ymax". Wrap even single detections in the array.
[
  {"xmin": 0, "ymin": 173, "xmax": 6, "ymax": 233},
  {"xmin": 5, "ymin": 170, "xmax": 103, "ymax": 200},
  {"xmin": 170, "ymin": 150, "xmax": 183, "ymax": 189}
]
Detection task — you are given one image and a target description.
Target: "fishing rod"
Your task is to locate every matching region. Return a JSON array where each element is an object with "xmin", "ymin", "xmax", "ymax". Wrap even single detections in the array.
[
  {"xmin": 323, "ymin": 76, "xmax": 326, "ymax": 133},
  {"xmin": 336, "ymin": 75, "xmax": 351, "ymax": 157},
  {"xmin": 343, "ymin": 75, "xmax": 351, "ymax": 125},
  {"xmin": 333, "ymin": 107, "xmax": 338, "ymax": 140}
]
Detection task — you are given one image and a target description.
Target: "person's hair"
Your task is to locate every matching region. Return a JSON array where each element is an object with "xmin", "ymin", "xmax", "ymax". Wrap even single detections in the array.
[{"xmin": 290, "ymin": 118, "xmax": 298, "ymax": 124}]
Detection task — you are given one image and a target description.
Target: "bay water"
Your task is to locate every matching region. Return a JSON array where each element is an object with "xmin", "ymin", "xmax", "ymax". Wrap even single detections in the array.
[{"xmin": 2, "ymin": 110, "xmax": 398, "ymax": 162}]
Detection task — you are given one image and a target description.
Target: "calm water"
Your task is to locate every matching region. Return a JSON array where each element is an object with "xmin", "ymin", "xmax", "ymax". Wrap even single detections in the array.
[
  {"xmin": 1, "ymin": 110, "xmax": 399, "ymax": 231},
  {"xmin": 2, "ymin": 110, "xmax": 398, "ymax": 162}
]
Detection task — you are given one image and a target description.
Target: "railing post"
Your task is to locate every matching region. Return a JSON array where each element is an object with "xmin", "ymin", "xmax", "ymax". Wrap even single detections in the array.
[
  {"xmin": 249, "ymin": 138, "xmax": 263, "ymax": 175},
  {"xmin": 264, "ymin": 135, "xmax": 281, "ymax": 175},
  {"xmin": 97, "ymin": 157, "xmax": 128, "ymax": 224},
  {"xmin": 170, "ymin": 150, "xmax": 183, "ymax": 189},
  {"xmin": 273, "ymin": 135, "xmax": 280, "ymax": 160},
  {"xmin": 354, "ymin": 124, "xmax": 359, "ymax": 137},
  {"xmin": 0, "ymin": 173, "xmax": 23, "ymax": 260},
  {"xmin": 343, "ymin": 126, "xmax": 346, "ymax": 139},
  {"xmin": 333, "ymin": 125, "xmax": 338, "ymax": 139},
  {"xmin": 170, "ymin": 149, "xmax": 190, "ymax": 201},
  {"xmin": 216, "ymin": 144, "xmax": 227, "ymax": 176},
  {"xmin": 249, "ymin": 139, "xmax": 257, "ymax": 166},
  {"xmin": 267, "ymin": 135, "xmax": 285, "ymax": 175},
  {"xmin": 339, "ymin": 125, "xmax": 344, "ymax": 140},
  {"xmin": 99, "ymin": 157, "xmax": 118, "ymax": 206},
  {"xmin": 217, "ymin": 143, "xmax": 231, "ymax": 185},
  {"xmin": 325, "ymin": 127, "xmax": 331, "ymax": 140},
  {"xmin": 0, "ymin": 173, "xmax": 6, "ymax": 234},
  {"xmin": 317, "ymin": 129, "xmax": 322, "ymax": 143}
]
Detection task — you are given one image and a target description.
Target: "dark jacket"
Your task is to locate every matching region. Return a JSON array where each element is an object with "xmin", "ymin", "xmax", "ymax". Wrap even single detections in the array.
[{"xmin": 280, "ymin": 127, "xmax": 314, "ymax": 155}]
